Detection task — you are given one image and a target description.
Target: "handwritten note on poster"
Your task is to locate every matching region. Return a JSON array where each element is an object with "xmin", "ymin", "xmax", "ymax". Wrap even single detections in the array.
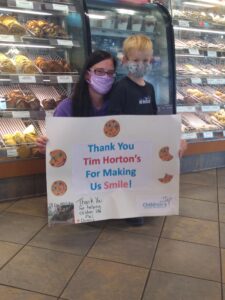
[{"xmin": 46, "ymin": 115, "xmax": 181, "ymax": 224}]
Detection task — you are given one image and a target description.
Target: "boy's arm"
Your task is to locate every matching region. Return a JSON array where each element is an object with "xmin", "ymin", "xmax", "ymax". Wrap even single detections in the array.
[{"xmin": 107, "ymin": 83, "xmax": 126, "ymax": 115}]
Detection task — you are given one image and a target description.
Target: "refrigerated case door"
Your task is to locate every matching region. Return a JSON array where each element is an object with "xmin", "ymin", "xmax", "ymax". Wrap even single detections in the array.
[{"xmin": 85, "ymin": 0, "xmax": 176, "ymax": 115}]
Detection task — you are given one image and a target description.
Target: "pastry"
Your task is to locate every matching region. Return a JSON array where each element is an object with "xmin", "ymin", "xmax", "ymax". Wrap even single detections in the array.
[
  {"xmin": 17, "ymin": 145, "xmax": 31, "ymax": 158},
  {"xmin": 104, "ymin": 120, "xmax": 120, "ymax": 137},
  {"xmin": 49, "ymin": 149, "xmax": 67, "ymax": 167},
  {"xmin": 15, "ymin": 55, "xmax": 38, "ymax": 74},
  {"xmin": 42, "ymin": 98, "xmax": 57, "ymax": 110},
  {"xmin": 0, "ymin": 53, "xmax": 16, "ymax": 73},
  {"xmin": 0, "ymin": 15, "xmax": 26, "ymax": 35},
  {"xmin": 13, "ymin": 131, "xmax": 25, "ymax": 144},
  {"xmin": 35, "ymin": 56, "xmax": 71, "ymax": 73},
  {"xmin": 16, "ymin": 99, "xmax": 29, "ymax": 109},
  {"xmin": 27, "ymin": 98, "xmax": 40, "ymax": 110},
  {"xmin": 26, "ymin": 19, "xmax": 66, "ymax": 38}
]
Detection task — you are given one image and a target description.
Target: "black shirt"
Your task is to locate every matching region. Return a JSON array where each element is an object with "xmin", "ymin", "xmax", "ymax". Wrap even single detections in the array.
[{"xmin": 108, "ymin": 76, "xmax": 157, "ymax": 115}]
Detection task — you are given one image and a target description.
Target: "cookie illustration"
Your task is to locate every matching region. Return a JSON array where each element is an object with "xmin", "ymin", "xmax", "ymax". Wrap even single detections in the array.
[
  {"xmin": 159, "ymin": 146, "xmax": 173, "ymax": 161},
  {"xmin": 50, "ymin": 149, "xmax": 67, "ymax": 167},
  {"xmin": 104, "ymin": 119, "xmax": 120, "ymax": 137},
  {"xmin": 51, "ymin": 180, "xmax": 67, "ymax": 196},
  {"xmin": 158, "ymin": 173, "xmax": 173, "ymax": 184}
]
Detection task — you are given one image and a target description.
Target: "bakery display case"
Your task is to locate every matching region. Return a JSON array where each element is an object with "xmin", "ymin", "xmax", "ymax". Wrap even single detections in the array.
[
  {"xmin": 0, "ymin": 0, "xmax": 89, "ymax": 200},
  {"xmin": 171, "ymin": 0, "xmax": 225, "ymax": 171},
  {"xmin": 86, "ymin": 0, "xmax": 176, "ymax": 115}
]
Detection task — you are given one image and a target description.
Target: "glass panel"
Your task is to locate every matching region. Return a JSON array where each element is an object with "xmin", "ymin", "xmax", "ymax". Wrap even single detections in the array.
[{"xmin": 86, "ymin": 0, "xmax": 175, "ymax": 114}]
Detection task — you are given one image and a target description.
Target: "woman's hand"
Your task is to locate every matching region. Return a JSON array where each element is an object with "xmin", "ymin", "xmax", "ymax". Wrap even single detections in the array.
[
  {"xmin": 36, "ymin": 136, "xmax": 48, "ymax": 155},
  {"xmin": 179, "ymin": 139, "xmax": 187, "ymax": 158}
]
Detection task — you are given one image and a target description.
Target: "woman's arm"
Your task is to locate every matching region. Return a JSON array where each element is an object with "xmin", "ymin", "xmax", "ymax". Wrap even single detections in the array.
[{"xmin": 179, "ymin": 139, "xmax": 187, "ymax": 158}]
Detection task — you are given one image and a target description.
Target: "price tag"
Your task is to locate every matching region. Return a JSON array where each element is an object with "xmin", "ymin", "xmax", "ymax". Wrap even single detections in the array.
[
  {"xmin": 12, "ymin": 111, "xmax": 30, "ymax": 118},
  {"xmin": 189, "ymin": 48, "xmax": 199, "ymax": 55},
  {"xmin": 0, "ymin": 35, "xmax": 15, "ymax": 42},
  {"xmin": 177, "ymin": 106, "xmax": 196, "ymax": 112},
  {"xmin": 191, "ymin": 78, "xmax": 202, "ymax": 84},
  {"xmin": 178, "ymin": 20, "xmax": 190, "ymax": 27},
  {"xmin": 18, "ymin": 76, "xmax": 36, "ymax": 83},
  {"xmin": 57, "ymin": 39, "xmax": 73, "ymax": 46},
  {"xmin": 57, "ymin": 75, "xmax": 73, "ymax": 83},
  {"xmin": 45, "ymin": 110, "xmax": 54, "ymax": 117},
  {"xmin": 0, "ymin": 101, "xmax": 6, "ymax": 109},
  {"xmin": 52, "ymin": 4, "xmax": 68, "ymax": 12},
  {"xmin": 16, "ymin": 0, "xmax": 33, "ymax": 9},
  {"xmin": 201, "ymin": 105, "xmax": 220, "ymax": 112},
  {"xmin": 182, "ymin": 132, "xmax": 197, "ymax": 139},
  {"xmin": 207, "ymin": 51, "xmax": 217, "ymax": 58},
  {"xmin": 7, "ymin": 149, "xmax": 18, "ymax": 157},
  {"xmin": 203, "ymin": 131, "xmax": 214, "ymax": 138},
  {"xmin": 207, "ymin": 78, "xmax": 225, "ymax": 85}
]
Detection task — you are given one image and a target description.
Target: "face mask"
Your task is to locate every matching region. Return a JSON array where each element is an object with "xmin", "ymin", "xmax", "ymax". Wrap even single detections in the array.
[
  {"xmin": 126, "ymin": 61, "xmax": 151, "ymax": 78},
  {"xmin": 88, "ymin": 73, "xmax": 115, "ymax": 95}
]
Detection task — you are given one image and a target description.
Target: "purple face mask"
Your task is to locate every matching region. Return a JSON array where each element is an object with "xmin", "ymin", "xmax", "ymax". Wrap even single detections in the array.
[{"xmin": 88, "ymin": 73, "xmax": 115, "ymax": 95}]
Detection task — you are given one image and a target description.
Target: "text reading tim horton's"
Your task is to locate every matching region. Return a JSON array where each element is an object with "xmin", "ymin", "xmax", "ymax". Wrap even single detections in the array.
[{"xmin": 83, "ymin": 142, "xmax": 142, "ymax": 191}]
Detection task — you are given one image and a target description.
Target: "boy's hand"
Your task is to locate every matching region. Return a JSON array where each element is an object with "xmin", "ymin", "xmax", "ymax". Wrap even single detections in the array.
[
  {"xmin": 36, "ymin": 136, "xmax": 48, "ymax": 155},
  {"xmin": 179, "ymin": 139, "xmax": 187, "ymax": 158}
]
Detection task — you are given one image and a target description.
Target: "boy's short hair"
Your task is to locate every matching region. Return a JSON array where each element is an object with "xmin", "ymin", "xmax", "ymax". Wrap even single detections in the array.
[{"xmin": 123, "ymin": 34, "xmax": 153, "ymax": 57}]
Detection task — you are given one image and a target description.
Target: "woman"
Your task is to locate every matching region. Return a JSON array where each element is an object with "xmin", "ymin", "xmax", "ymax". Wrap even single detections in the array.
[{"xmin": 36, "ymin": 50, "xmax": 117, "ymax": 153}]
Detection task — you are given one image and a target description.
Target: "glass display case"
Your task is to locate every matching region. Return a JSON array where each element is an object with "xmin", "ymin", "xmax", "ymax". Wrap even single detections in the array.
[
  {"xmin": 171, "ymin": 0, "xmax": 225, "ymax": 171},
  {"xmin": 172, "ymin": 1, "xmax": 225, "ymax": 142},
  {"xmin": 86, "ymin": 0, "xmax": 176, "ymax": 115},
  {"xmin": 0, "ymin": 0, "xmax": 88, "ymax": 162},
  {"xmin": 0, "ymin": 0, "xmax": 90, "ymax": 201}
]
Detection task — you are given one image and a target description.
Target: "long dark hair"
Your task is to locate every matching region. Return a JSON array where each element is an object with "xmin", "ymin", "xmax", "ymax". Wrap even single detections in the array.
[{"xmin": 72, "ymin": 50, "xmax": 117, "ymax": 117}]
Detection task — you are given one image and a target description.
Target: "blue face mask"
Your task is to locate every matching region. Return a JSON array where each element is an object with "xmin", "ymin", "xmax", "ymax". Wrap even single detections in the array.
[{"xmin": 125, "ymin": 61, "xmax": 151, "ymax": 78}]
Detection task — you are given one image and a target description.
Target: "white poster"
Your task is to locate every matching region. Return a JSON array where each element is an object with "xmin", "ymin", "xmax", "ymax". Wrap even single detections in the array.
[{"xmin": 46, "ymin": 115, "xmax": 181, "ymax": 224}]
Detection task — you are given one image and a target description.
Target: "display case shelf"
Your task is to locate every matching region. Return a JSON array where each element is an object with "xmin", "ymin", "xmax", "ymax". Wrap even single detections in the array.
[
  {"xmin": 91, "ymin": 27, "xmax": 155, "ymax": 39},
  {"xmin": 182, "ymin": 129, "xmax": 225, "ymax": 141},
  {"xmin": 5, "ymin": 0, "xmax": 76, "ymax": 14},
  {"xmin": 0, "ymin": 74, "xmax": 79, "ymax": 84},
  {"xmin": 173, "ymin": 20, "xmax": 225, "ymax": 32},
  {"xmin": 0, "ymin": 36, "xmax": 80, "ymax": 49}
]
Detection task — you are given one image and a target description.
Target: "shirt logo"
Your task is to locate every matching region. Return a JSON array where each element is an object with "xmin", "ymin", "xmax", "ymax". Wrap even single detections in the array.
[{"xmin": 139, "ymin": 96, "xmax": 151, "ymax": 105}]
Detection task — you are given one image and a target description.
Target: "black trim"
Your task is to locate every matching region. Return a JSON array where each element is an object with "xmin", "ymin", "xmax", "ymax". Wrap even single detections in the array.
[
  {"xmin": 79, "ymin": 0, "xmax": 92, "ymax": 56},
  {"xmin": 156, "ymin": 3, "xmax": 176, "ymax": 114}
]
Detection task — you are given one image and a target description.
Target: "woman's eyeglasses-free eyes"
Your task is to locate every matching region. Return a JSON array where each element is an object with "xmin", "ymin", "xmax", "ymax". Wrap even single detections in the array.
[{"xmin": 90, "ymin": 68, "xmax": 116, "ymax": 77}]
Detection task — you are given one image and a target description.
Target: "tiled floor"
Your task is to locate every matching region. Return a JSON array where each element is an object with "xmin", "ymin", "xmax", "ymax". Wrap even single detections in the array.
[{"xmin": 0, "ymin": 169, "xmax": 224, "ymax": 300}]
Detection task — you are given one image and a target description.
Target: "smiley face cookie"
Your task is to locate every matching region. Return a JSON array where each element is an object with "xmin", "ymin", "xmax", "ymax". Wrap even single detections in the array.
[
  {"xmin": 104, "ymin": 119, "xmax": 120, "ymax": 138},
  {"xmin": 50, "ymin": 149, "xmax": 67, "ymax": 167},
  {"xmin": 158, "ymin": 173, "xmax": 173, "ymax": 184},
  {"xmin": 159, "ymin": 146, "xmax": 173, "ymax": 161},
  {"xmin": 51, "ymin": 180, "xmax": 67, "ymax": 196}
]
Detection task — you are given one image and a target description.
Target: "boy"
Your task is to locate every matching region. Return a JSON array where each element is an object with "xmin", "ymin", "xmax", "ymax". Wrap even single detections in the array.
[
  {"xmin": 108, "ymin": 34, "xmax": 157, "ymax": 116},
  {"xmin": 108, "ymin": 34, "xmax": 157, "ymax": 226}
]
